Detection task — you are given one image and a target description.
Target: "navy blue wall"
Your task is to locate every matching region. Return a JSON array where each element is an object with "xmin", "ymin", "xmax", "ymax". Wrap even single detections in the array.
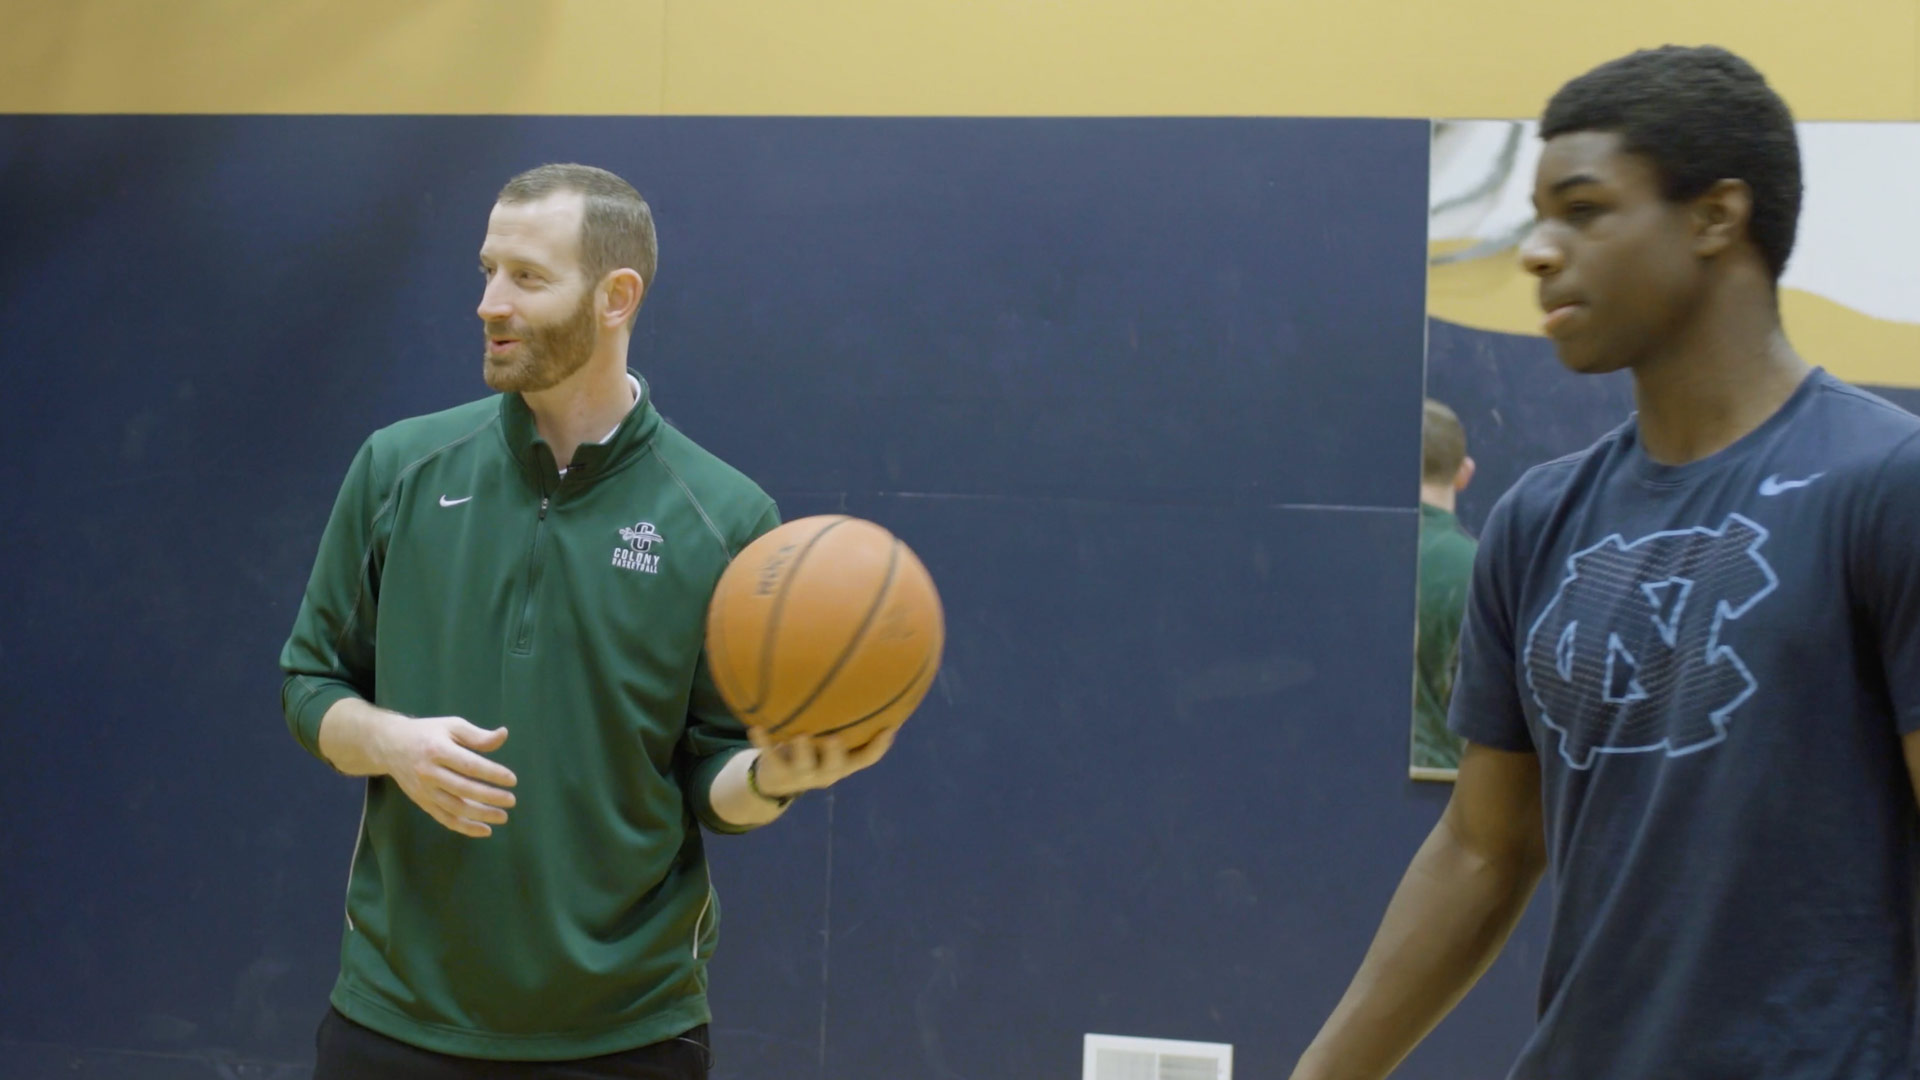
[
  {"xmin": 1424, "ymin": 318, "xmax": 1634, "ymax": 536},
  {"xmin": 0, "ymin": 116, "xmax": 1545, "ymax": 1078},
  {"xmin": 1425, "ymin": 317, "xmax": 1920, "ymax": 538}
]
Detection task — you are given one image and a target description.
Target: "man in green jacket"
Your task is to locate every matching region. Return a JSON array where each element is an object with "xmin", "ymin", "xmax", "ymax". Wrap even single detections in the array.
[
  {"xmin": 281, "ymin": 163, "xmax": 892, "ymax": 1079},
  {"xmin": 1411, "ymin": 398, "xmax": 1477, "ymax": 774}
]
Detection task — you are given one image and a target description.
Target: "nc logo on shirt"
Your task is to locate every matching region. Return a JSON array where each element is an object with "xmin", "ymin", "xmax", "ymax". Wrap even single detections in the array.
[
  {"xmin": 613, "ymin": 521, "xmax": 665, "ymax": 574},
  {"xmin": 1523, "ymin": 513, "xmax": 1778, "ymax": 769}
]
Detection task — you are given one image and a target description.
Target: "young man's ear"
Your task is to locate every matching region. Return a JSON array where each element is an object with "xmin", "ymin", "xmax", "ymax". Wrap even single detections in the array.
[{"xmin": 1693, "ymin": 179, "xmax": 1753, "ymax": 261}]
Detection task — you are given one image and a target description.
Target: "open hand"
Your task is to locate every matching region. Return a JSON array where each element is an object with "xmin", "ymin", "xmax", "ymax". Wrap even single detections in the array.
[{"xmin": 376, "ymin": 715, "xmax": 518, "ymax": 837}]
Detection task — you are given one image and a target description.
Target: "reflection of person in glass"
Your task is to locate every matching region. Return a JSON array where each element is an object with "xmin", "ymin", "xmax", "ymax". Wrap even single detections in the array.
[{"xmin": 1412, "ymin": 399, "xmax": 1476, "ymax": 772}]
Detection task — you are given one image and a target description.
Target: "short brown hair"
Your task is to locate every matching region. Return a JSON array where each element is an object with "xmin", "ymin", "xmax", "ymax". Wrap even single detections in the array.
[
  {"xmin": 1422, "ymin": 398, "xmax": 1468, "ymax": 483},
  {"xmin": 498, "ymin": 163, "xmax": 658, "ymax": 310}
]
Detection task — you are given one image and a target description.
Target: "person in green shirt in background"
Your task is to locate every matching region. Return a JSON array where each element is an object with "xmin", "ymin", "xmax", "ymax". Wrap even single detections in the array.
[{"xmin": 1411, "ymin": 398, "xmax": 1478, "ymax": 774}]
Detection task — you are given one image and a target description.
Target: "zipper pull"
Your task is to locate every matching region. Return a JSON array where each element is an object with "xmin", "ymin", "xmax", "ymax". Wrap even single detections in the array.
[{"xmin": 539, "ymin": 496, "xmax": 550, "ymax": 520}]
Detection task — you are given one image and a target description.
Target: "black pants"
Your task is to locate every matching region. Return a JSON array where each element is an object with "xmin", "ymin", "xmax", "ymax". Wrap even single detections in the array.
[{"xmin": 313, "ymin": 1008, "xmax": 711, "ymax": 1079}]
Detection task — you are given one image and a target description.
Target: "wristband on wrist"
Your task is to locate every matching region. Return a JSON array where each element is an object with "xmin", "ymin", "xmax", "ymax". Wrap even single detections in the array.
[{"xmin": 747, "ymin": 753, "xmax": 797, "ymax": 809}]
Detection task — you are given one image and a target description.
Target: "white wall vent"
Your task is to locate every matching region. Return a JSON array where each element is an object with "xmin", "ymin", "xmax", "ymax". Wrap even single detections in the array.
[{"xmin": 1083, "ymin": 1033, "xmax": 1233, "ymax": 1080}]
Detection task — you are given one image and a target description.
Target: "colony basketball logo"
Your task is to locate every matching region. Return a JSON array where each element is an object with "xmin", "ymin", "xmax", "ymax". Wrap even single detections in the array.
[
  {"xmin": 614, "ymin": 521, "xmax": 665, "ymax": 574},
  {"xmin": 1524, "ymin": 513, "xmax": 1779, "ymax": 769}
]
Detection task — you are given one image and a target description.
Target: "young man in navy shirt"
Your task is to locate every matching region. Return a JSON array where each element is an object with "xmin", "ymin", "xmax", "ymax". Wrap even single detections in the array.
[{"xmin": 1292, "ymin": 46, "xmax": 1920, "ymax": 1079}]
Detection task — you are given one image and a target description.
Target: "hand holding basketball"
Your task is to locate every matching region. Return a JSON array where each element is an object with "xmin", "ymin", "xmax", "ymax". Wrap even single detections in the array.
[{"xmin": 746, "ymin": 726, "xmax": 898, "ymax": 799}]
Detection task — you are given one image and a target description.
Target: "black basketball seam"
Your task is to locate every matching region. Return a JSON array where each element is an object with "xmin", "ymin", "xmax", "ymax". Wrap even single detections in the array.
[
  {"xmin": 809, "ymin": 647, "xmax": 938, "ymax": 739},
  {"xmin": 767, "ymin": 538, "xmax": 902, "ymax": 735},
  {"xmin": 750, "ymin": 516, "xmax": 852, "ymax": 714}
]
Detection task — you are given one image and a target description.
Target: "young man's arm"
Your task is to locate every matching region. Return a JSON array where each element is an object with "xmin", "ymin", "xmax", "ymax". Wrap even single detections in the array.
[{"xmin": 1290, "ymin": 741, "xmax": 1546, "ymax": 1080}]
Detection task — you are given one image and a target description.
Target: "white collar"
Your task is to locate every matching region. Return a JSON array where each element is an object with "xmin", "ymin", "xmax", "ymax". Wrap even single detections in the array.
[
  {"xmin": 592, "ymin": 373, "xmax": 643, "ymax": 445},
  {"xmin": 559, "ymin": 374, "xmax": 642, "ymax": 476}
]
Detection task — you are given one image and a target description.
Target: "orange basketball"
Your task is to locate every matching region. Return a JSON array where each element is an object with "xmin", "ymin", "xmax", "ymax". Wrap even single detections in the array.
[{"xmin": 706, "ymin": 515, "xmax": 944, "ymax": 746}]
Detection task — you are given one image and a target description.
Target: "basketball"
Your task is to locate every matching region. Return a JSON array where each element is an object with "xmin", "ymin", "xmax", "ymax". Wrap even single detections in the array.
[{"xmin": 706, "ymin": 515, "xmax": 944, "ymax": 746}]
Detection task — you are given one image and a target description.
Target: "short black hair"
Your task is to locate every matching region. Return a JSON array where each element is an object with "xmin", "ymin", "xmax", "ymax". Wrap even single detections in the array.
[{"xmin": 1541, "ymin": 46, "xmax": 1802, "ymax": 281}]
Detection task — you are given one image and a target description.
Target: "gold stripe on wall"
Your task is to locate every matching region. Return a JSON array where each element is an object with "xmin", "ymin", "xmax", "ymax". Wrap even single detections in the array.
[
  {"xmin": 5, "ymin": 0, "xmax": 1916, "ymax": 119},
  {"xmin": 5, "ymin": 0, "xmax": 667, "ymax": 115},
  {"xmin": 662, "ymin": 0, "xmax": 1920, "ymax": 120}
]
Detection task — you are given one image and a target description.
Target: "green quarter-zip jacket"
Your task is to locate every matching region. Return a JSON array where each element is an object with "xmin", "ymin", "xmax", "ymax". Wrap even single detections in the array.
[{"xmin": 280, "ymin": 373, "xmax": 778, "ymax": 1060}]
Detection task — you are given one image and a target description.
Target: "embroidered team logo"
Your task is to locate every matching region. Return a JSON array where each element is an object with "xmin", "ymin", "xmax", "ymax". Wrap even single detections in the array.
[
  {"xmin": 613, "ymin": 521, "xmax": 665, "ymax": 574},
  {"xmin": 1524, "ymin": 513, "xmax": 1778, "ymax": 769}
]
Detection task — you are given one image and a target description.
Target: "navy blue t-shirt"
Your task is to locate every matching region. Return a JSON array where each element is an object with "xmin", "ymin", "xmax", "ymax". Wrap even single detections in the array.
[{"xmin": 1450, "ymin": 369, "xmax": 1920, "ymax": 1077}]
